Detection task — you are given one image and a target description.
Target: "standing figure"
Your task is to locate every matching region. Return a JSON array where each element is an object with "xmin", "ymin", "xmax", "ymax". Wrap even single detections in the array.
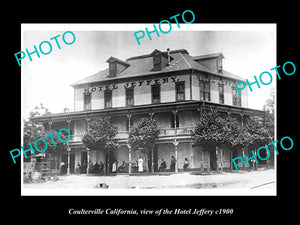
[
  {"xmin": 60, "ymin": 161, "xmax": 65, "ymax": 175},
  {"xmin": 159, "ymin": 159, "xmax": 167, "ymax": 172},
  {"xmin": 138, "ymin": 156, "xmax": 144, "ymax": 172},
  {"xmin": 99, "ymin": 161, "xmax": 104, "ymax": 173},
  {"xmin": 75, "ymin": 162, "xmax": 81, "ymax": 174},
  {"xmin": 112, "ymin": 160, "xmax": 117, "ymax": 173},
  {"xmin": 170, "ymin": 156, "xmax": 176, "ymax": 172},
  {"xmin": 183, "ymin": 158, "xmax": 189, "ymax": 171}
]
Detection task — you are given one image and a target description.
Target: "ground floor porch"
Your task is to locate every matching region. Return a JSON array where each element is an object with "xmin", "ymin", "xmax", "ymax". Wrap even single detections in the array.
[{"xmin": 24, "ymin": 139, "xmax": 274, "ymax": 176}]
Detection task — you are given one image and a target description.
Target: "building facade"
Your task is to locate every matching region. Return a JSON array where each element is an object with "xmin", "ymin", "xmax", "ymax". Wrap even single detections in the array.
[{"xmin": 30, "ymin": 48, "xmax": 264, "ymax": 174}]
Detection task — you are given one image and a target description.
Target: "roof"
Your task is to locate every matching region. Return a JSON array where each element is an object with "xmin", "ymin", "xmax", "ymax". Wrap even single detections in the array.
[
  {"xmin": 71, "ymin": 49, "xmax": 244, "ymax": 86},
  {"xmin": 192, "ymin": 52, "xmax": 224, "ymax": 60},
  {"xmin": 106, "ymin": 56, "xmax": 130, "ymax": 66}
]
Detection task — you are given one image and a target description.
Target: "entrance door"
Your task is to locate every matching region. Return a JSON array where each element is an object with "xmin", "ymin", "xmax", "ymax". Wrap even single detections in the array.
[
  {"xmin": 62, "ymin": 153, "xmax": 75, "ymax": 174},
  {"xmin": 105, "ymin": 149, "xmax": 116, "ymax": 173},
  {"xmin": 210, "ymin": 150, "xmax": 218, "ymax": 171},
  {"xmin": 231, "ymin": 150, "xmax": 238, "ymax": 170},
  {"xmin": 81, "ymin": 151, "xmax": 87, "ymax": 173},
  {"xmin": 147, "ymin": 146, "xmax": 158, "ymax": 172}
]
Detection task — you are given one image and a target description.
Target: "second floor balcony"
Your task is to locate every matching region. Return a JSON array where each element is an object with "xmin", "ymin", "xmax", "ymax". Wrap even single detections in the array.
[{"xmin": 69, "ymin": 126, "xmax": 196, "ymax": 145}]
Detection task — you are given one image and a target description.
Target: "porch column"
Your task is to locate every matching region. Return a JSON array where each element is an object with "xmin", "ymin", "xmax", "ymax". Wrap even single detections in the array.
[
  {"xmin": 149, "ymin": 110, "xmax": 155, "ymax": 173},
  {"xmin": 149, "ymin": 110, "xmax": 154, "ymax": 120},
  {"xmin": 189, "ymin": 142, "xmax": 195, "ymax": 168},
  {"xmin": 215, "ymin": 147, "xmax": 219, "ymax": 172},
  {"xmin": 151, "ymin": 145, "xmax": 154, "ymax": 173},
  {"xmin": 173, "ymin": 140, "xmax": 179, "ymax": 173},
  {"xmin": 67, "ymin": 118, "xmax": 71, "ymax": 131},
  {"xmin": 86, "ymin": 148, "xmax": 90, "ymax": 174},
  {"xmin": 127, "ymin": 114, "xmax": 132, "ymax": 174},
  {"xmin": 240, "ymin": 112, "xmax": 244, "ymax": 127},
  {"xmin": 66, "ymin": 119, "xmax": 72, "ymax": 175},
  {"xmin": 48, "ymin": 119, "xmax": 53, "ymax": 131},
  {"xmin": 220, "ymin": 147, "xmax": 223, "ymax": 173},
  {"xmin": 127, "ymin": 144, "xmax": 132, "ymax": 174},
  {"xmin": 254, "ymin": 150, "xmax": 258, "ymax": 170},
  {"xmin": 200, "ymin": 148, "xmax": 204, "ymax": 174},
  {"xmin": 227, "ymin": 109, "xmax": 231, "ymax": 117},
  {"xmin": 230, "ymin": 151, "xmax": 233, "ymax": 171},
  {"xmin": 172, "ymin": 109, "xmax": 178, "ymax": 173},
  {"xmin": 85, "ymin": 116, "xmax": 90, "ymax": 132},
  {"xmin": 67, "ymin": 146, "xmax": 71, "ymax": 175},
  {"xmin": 242, "ymin": 148, "xmax": 246, "ymax": 171},
  {"xmin": 207, "ymin": 150, "xmax": 210, "ymax": 174}
]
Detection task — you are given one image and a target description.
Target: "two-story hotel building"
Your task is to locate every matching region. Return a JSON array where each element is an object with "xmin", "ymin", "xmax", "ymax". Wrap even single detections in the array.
[{"xmin": 30, "ymin": 48, "xmax": 264, "ymax": 174}]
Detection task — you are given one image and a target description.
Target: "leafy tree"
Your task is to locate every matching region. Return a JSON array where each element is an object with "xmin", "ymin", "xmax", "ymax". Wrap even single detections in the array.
[
  {"xmin": 222, "ymin": 116, "xmax": 248, "ymax": 151},
  {"xmin": 128, "ymin": 117, "xmax": 160, "ymax": 173},
  {"xmin": 23, "ymin": 105, "xmax": 68, "ymax": 162},
  {"xmin": 192, "ymin": 108, "xmax": 273, "ymax": 171},
  {"xmin": 191, "ymin": 109, "xmax": 227, "ymax": 150},
  {"xmin": 82, "ymin": 116, "xmax": 118, "ymax": 173},
  {"xmin": 244, "ymin": 116, "xmax": 273, "ymax": 150},
  {"xmin": 263, "ymin": 87, "xmax": 275, "ymax": 138},
  {"xmin": 29, "ymin": 103, "xmax": 52, "ymax": 118}
]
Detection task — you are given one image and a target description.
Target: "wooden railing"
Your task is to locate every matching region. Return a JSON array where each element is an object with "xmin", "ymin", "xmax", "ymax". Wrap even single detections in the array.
[{"xmin": 70, "ymin": 127, "xmax": 196, "ymax": 143}]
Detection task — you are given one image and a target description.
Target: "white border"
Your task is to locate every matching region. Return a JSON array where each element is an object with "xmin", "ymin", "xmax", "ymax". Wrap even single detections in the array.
[{"xmin": 21, "ymin": 23, "xmax": 277, "ymax": 196}]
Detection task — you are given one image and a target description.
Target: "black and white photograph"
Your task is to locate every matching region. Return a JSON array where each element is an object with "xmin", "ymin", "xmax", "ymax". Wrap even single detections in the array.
[
  {"xmin": 20, "ymin": 24, "xmax": 276, "ymax": 196},
  {"xmin": 4, "ymin": 3, "xmax": 300, "ymax": 221}
]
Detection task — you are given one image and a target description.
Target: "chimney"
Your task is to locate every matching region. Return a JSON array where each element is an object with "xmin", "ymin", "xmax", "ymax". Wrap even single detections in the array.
[{"xmin": 167, "ymin": 48, "xmax": 170, "ymax": 67}]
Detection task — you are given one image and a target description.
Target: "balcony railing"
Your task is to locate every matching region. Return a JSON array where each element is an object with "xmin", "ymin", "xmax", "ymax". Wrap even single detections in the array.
[
  {"xmin": 70, "ymin": 134, "xmax": 83, "ymax": 142},
  {"xmin": 70, "ymin": 127, "xmax": 196, "ymax": 143}
]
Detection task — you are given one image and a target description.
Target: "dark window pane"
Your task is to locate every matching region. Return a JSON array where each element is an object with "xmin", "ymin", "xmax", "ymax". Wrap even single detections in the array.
[
  {"xmin": 176, "ymin": 82, "xmax": 185, "ymax": 101},
  {"xmin": 84, "ymin": 93, "xmax": 91, "ymax": 110},
  {"xmin": 152, "ymin": 85, "xmax": 160, "ymax": 104},
  {"xmin": 104, "ymin": 91, "xmax": 112, "ymax": 108},
  {"xmin": 126, "ymin": 88, "xmax": 134, "ymax": 106}
]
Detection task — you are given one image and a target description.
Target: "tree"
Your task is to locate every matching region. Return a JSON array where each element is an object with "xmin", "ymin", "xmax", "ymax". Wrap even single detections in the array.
[
  {"xmin": 29, "ymin": 103, "xmax": 52, "ymax": 118},
  {"xmin": 192, "ymin": 109, "xmax": 249, "ymax": 171},
  {"xmin": 24, "ymin": 105, "xmax": 68, "ymax": 162},
  {"xmin": 245, "ymin": 116, "xmax": 273, "ymax": 148},
  {"xmin": 263, "ymin": 87, "xmax": 275, "ymax": 138},
  {"xmin": 192, "ymin": 108, "xmax": 274, "ymax": 171},
  {"xmin": 128, "ymin": 117, "xmax": 160, "ymax": 173},
  {"xmin": 222, "ymin": 116, "xmax": 247, "ymax": 151},
  {"xmin": 82, "ymin": 116, "xmax": 118, "ymax": 173},
  {"xmin": 191, "ymin": 109, "xmax": 226, "ymax": 150}
]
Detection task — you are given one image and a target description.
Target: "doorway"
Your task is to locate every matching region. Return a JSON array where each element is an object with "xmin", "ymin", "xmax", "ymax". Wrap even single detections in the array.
[
  {"xmin": 105, "ymin": 149, "xmax": 116, "ymax": 173},
  {"xmin": 210, "ymin": 149, "xmax": 218, "ymax": 171},
  {"xmin": 147, "ymin": 145, "xmax": 158, "ymax": 172},
  {"xmin": 62, "ymin": 153, "xmax": 75, "ymax": 173}
]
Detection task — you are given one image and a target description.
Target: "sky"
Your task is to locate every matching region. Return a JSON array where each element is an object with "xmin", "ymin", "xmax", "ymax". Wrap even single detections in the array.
[{"xmin": 21, "ymin": 24, "xmax": 276, "ymax": 120}]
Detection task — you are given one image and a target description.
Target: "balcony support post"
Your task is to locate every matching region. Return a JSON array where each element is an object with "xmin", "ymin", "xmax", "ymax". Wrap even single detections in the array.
[
  {"xmin": 127, "ymin": 114, "xmax": 132, "ymax": 174},
  {"xmin": 172, "ymin": 109, "xmax": 178, "ymax": 173}
]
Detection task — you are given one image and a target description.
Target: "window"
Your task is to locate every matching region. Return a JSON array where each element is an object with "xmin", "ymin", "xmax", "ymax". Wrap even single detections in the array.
[
  {"xmin": 151, "ymin": 84, "xmax": 161, "ymax": 104},
  {"xmin": 109, "ymin": 63, "xmax": 117, "ymax": 77},
  {"xmin": 153, "ymin": 55, "xmax": 162, "ymax": 71},
  {"xmin": 218, "ymin": 84, "xmax": 224, "ymax": 104},
  {"xmin": 232, "ymin": 87, "xmax": 241, "ymax": 106},
  {"xmin": 126, "ymin": 88, "xmax": 134, "ymax": 106},
  {"xmin": 200, "ymin": 80, "xmax": 210, "ymax": 101},
  {"xmin": 170, "ymin": 113, "xmax": 179, "ymax": 128},
  {"xmin": 126, "ymin": 117, "xmax": 133, "ymax": 131},
  {"xmin": 175, "ymin": 82, "xmax": 185, "ymax": 101},
  {"xmin": 84, "ymin": 93, "xmax": 91, "ymax": 110},
  {"xmin": 104, "ymin": 90, "xmax": 112, "ymax": 108},
  {"xmin": 217, "ymin": 59, "xmax": 223, "ymax": 73}
]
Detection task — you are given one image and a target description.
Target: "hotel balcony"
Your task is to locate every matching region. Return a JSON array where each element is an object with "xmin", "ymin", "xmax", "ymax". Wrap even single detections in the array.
[{"xmin": 69, "ymin": 126, "xmax": 196, "ymax": 146}]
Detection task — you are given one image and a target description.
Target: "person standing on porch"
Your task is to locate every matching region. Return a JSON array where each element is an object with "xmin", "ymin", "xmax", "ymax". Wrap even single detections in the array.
[
  {"xmin": 183, "ymin": 158, "xmax": 189, "ymax": 171},
  {"xmin": 112, "ymin": 160, "xmax": 117, "ymax": 173},
  {"xmin": 138, "ymin": 156, "xmax": 144, "ymax": 172},
  {"xmin": 170, "ymin": 156, "xmax": 176, "ymax": 172}
]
